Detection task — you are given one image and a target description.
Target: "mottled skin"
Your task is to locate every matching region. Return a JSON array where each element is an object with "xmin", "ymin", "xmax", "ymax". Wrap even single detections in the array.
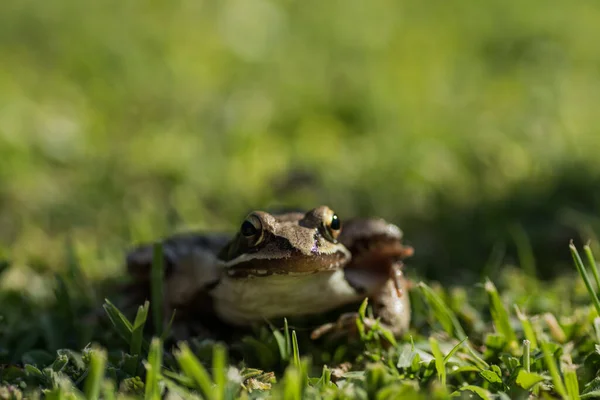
[{"xmin": 123, "ymin": 206, "xmax": 413, "ymax": 341}]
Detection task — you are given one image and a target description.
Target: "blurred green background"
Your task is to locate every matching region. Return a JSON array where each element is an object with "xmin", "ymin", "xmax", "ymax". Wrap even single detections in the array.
[{"xmin": 2, "ymin": 0, "xmax": 600, "ymax": 292}]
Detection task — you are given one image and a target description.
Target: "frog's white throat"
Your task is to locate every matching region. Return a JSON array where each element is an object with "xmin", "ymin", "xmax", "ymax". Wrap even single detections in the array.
[{"xmin": 209, "ymin": 269, "xmax": 363, "ymax": 326}]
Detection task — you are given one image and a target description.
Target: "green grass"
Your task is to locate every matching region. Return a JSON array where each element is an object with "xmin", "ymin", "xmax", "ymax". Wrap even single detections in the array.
[
  {"xmin": 4, "ymin": 0, "xmax": 600, "ymax": 397},
  {"xmin": 1, "ymin": 242, "xmax": 599, "ymax": 399}
]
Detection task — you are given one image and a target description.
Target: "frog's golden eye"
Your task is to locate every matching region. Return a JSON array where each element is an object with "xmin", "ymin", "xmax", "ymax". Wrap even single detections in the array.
[
  {"xmin": 240, "ymin": 214, "xmax": 264, "ymax": 246},
  {"xmin": 322, "ymin": 213, "xmax": 342, "ymax": 243}
]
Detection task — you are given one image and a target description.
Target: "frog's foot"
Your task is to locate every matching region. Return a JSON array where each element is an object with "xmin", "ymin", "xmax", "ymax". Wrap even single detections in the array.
[
  {"xmin": 330, "ymin": 362, "xmax": 353, "ymax": 382},
  {"xmin": 310, "ymin": 312, "xmax": 385, "ymax": 341}
]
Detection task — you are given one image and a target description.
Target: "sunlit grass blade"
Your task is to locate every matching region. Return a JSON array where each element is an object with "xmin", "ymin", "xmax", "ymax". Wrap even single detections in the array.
[
  {"xmin": 84, "ymin": 347, "xmax": 106, "ymax": 400},
  {"xmin": 102, "ymin": 380, "xmax": 117, "ymax": 400},
  {"xmin": 544, "ymin": 313, "xmax": 567, "ymax": 343},
  {"xmin": 270, "ymin": 319, "xmax": 290, "ymax": 362},
  {"xmin": 103, "ymin": 298, "xmax": 133, "ymax": 344},
  {"xmin": 584, "ymin": 244, "xmax": 600, "ymax": 291},
  {"xmin": 131, "ymin": 301, "xmax": 149, "ymax": 356},
  {"xmin": 443, "ymin": 336, "xmax": 468, "ymax": 364},
  {"xmin": 284, "ymin": 318, "xmax": 292, "ymax": 360},
  {"xmin": 282, "ymin": 364, "xmax": 302, "ymax": 400},
  {"xmin": 162, "ymin": 369, "xmax": 196, "ymax": 388},
  {"xmin": 485, "ymin": 279, "xmax": 517, "ymax": 348},
  {"xmin": 144, "ymin": 338, "xmax": 162, "ymax": 400},
  {"xmin": 212, "ymin": 344, "xmax": 227, "ymax": 400},
  {"xmin": 44, "ymin": 388, "xmax": 66, "ymax": 400},
  {"xmin": 564, "ymin": 364, "xmax": 580, "ymax": 400},
  {"xmin": 428, "ymin": 335, "xmax": 469, "ymax": 391},
  {"xmin": 377, "ymin": 324, "xmax": 398, "ymax": 348},
  {"xmin": 356, "ymin": 298, "xmax": 368, "ymax": 339},
  {"xmin": 317, "ymin": 365, "xmax": 332, "ymax": 388},
  {"xmin": 464, "ymin": 343, "xmax": 489, "ymax": 371},
  {"xmin": 541, "ymin": 340, "xmax": 567, "ymax": 399},
  {"xmin": 429, "ymin": 336, "xmax": 446, "ymax": 387},
  {"xmin": 365, "ymin": 363, "xmax": 387, "ymax": 399},
  {"xmin": 151, "ymin": 243, "xmax": 165, "ymax": 336},
  {"xmin": 175, "ymin": 342, "xmax": 214, "ymax": 399},
  {"xmin": 594, "ymin": 317, "xmax": 600, "ymax": 344},
  {"xmin": 523, "ymin": 340, "xmax": 531, "ymax": 372},
  {"xmin": 515, "ymin": 305, "xmax": 538, "ymax": 348},
  {"xmin": 570, "ymin": 243, "xmax": 600, "ymax": 316},
  {"xmin": 291, "ymin": 331, "xmax": 300, "ymax": 369},
  {"xmin": 418, "ymin": 282, "xmax": 466, "ymax": 340}
]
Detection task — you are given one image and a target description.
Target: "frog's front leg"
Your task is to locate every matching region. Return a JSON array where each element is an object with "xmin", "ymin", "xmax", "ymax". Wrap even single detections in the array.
[{"xmin": 311, "ymin": 264, "xmax": 411, "ymax": 342}]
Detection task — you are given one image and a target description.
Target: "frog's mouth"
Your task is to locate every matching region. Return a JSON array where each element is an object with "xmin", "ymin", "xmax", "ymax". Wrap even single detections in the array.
[{"xmin": 223, "ymin": 249, "xmax": 350, "ymax": 278}]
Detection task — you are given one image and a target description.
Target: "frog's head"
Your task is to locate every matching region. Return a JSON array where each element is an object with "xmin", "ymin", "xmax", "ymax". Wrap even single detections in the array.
[{"xmin": 218, "ymin": 206, "xmax": 351, "ymax": 277}]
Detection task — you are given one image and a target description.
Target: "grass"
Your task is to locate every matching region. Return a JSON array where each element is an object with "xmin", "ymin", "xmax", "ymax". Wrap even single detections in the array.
[
  {"xmin": 3, "ymin": 0, "xmax": 600, "ymax": 397},
  {"xmin": 1, "ymin": 242, "xmax": 599, "ymax": 399}
]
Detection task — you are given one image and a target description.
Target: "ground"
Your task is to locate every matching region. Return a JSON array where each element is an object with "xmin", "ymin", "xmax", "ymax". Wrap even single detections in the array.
[{"xmin": 2, "ymin": 0, "xmax": 600, "ymax": 398}]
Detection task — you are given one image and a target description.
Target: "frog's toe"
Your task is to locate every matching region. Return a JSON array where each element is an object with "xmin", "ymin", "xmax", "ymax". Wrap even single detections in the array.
[{"xmin": 310, "ymin": 312, "xmax": 361, "ymax": 340}]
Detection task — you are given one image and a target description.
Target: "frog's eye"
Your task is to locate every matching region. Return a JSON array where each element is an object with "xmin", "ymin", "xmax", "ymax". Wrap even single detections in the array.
[
  {"xmin": 322, "ymin": 213, "xmax": 342, "ymax": 243},
  {"xmin": 241, "ymin": 214, "xmax": 264, "ymax": 246},
  {"xmin": 331, "ymin": 214, "xmax": 341, "ymax": 231}
]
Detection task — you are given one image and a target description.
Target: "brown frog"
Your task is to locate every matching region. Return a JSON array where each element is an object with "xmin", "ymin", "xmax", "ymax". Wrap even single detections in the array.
[{"xmin": 124, "ymin": 206, "xmax": 413, "ymax": 340}]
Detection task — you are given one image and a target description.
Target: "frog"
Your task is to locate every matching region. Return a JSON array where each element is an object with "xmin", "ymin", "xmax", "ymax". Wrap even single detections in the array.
[{"xmin": 123, "ymin": 206, "xmax": 413, "ymax": 341}]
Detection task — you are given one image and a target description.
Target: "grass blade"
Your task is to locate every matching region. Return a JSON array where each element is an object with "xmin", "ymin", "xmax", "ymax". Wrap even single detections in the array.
[
  {"xmin": 443, "ymin": 336, "xmax": 468, "ymax": 364},
  {"xmin": 175, "ymin": 342, "xmax": 214, "ymax": 399},
  {"xmin": 212, "ymin": 344, "xmax": 227, "ymax": 400},
  {"xmin": 544, "ymin": 313, "xmax": 567, "ymax": 343},
  {"xmin": 84, "ymin": 347, "xmax": 106, "ymax": 400},
  {"xmin": 515, "ymin": 305, "xmax": 538, "ymax": 349},
  {"xmin": 594, "ymin": 317, "xmax": 600, "ymax": 344},
  {"xmin": 103, "ymin": 299, "xmax": 133, "ymax": 344},
  {"xmin": 523, "ymin": 340, "xmax": 531, "ymax": 372},
  {"xmin": 270, "ymin": 320, "xmax": 289, "ymax": 362},
  {"xmin": 160, "ymin": 309, "xmax": 177, "ymax": 342},
  {"xmin": 418, "ymin": 282, "xmax": 466, "ymax": 340},
  {"xmin": 541, "ymin": 340, "xmax": 567, "ymax": 399},
  {"xmin": 291, "ymin": 331, "xmax": 300, "ymax": 370},
  {"xmin": 585, "ymin": 244, "xmax": 600, "ymax": 291},
  {"xmin": 564, "ymin": 364, "xmax": 580, "ymax": 400},
  {"xmin": 144, "ymin": 338, "xmax": 162, "ymax": 400},
  {"xmin": 429, "ymin": 336, "xmax": 446, "ymax": 387},
  {"xmin": 485, "ymin": 279, "xmax": 517, "ymax": 348},
  {"xmin": 282, "ymin": 364, "xmax": 302, "ymax": 400},
  {"xmin": 131, "ymin": 301, "xmax": 150, "ymax": 356},
  {"xmin": 102, "ymin": 380, "xmax": 117, "ymax": 400},
  {"xmin": 151, "ymin": 243, "xmax": 165, "ymax": 336},
  {"xmin": 569, "ymin": 243, "xmax": 600, "ymax": 316},
  {"xmin": 284, "ymin": 318, "xmax": 292, "ymax": 360},
  {"xmin": 356, "ymin": 298, "xmax": 368, "ymax": 339}
]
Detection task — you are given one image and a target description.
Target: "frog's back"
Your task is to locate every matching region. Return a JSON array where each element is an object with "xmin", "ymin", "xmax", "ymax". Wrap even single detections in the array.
[{"xmin": 122, "ymin": 231, "xmax": 231, "ymax": 321}]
